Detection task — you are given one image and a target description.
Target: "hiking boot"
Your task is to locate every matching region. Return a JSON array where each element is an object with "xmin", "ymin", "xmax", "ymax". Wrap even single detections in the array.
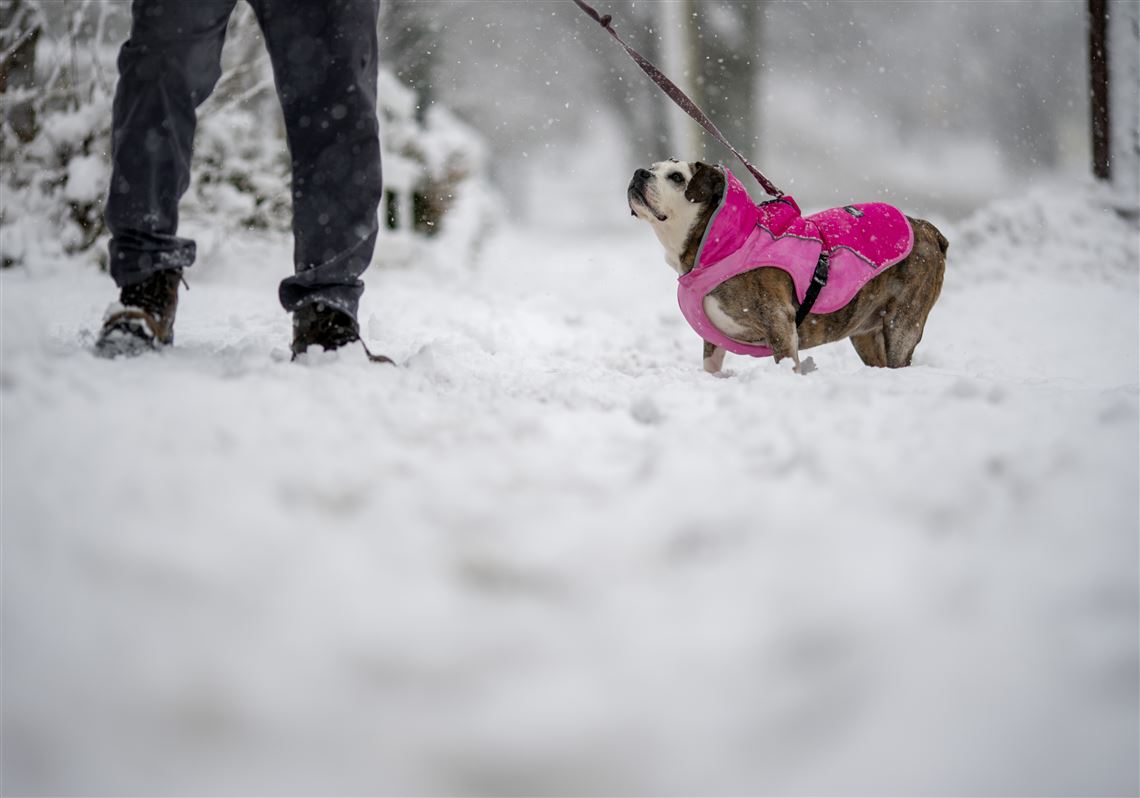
[
  {"xmin": 292, "ymin": 302, "xmax": 394, "ymax": 363},
  {"xmin": 292, "ymin": 302, "xmax": 360, "ymax": 354},
  {"xmin": 94, "ymin": 268, "xmax": 182, "ymax": 358}
]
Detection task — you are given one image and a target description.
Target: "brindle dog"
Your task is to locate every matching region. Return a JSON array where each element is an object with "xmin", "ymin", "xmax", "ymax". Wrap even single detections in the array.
[{"xmin": 630, "ymin": 160, "xmax": 949, "ymax": 374}]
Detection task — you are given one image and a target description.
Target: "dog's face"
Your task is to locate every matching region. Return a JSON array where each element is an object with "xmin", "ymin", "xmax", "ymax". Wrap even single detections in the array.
[{"xmin": 628, "ymin": 160, "xmax": 725, "ymax": 273}]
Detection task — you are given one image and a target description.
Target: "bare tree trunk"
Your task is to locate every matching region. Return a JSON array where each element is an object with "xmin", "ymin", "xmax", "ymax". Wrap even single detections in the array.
[
  {"xmin": 1089, "ymin": 0, "xmax": 1111, "ymax": 181},
  {"xmin": 661, "ymin": 0, "xmax": 694, "ymax": 157},
  {"xmin": 594, "ymin": 0, "xmax": 674, "ymax": 162},
  {"xmin": 690, "ymin": 1, "xmax": 760, "ymax": 169},
  {"xmin": 0, "ymin": 0, "xmax": 42, "ymax": 142},
  {"xmin": 381, "ymin": 0, "xmax": 438, "ymax": 123},
  {"xmin": 641, "ymin": 2, "xmax": 674, "ymax": 158},
  {"xmin": 658, "ymin": 1, "xmax": 764, "ymax": 173},
  {"xmin": 1108, "ymin": 0, "xmax": 1139, "ymax": 214}
]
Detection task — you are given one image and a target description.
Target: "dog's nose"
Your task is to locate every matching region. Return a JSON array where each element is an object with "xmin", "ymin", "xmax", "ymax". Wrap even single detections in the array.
[{"xmin": 634, "ymin": 169, "xmax": 652, "ymax": 182}]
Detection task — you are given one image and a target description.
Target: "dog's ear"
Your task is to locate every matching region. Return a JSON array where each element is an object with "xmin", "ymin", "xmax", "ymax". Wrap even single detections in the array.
[{"xmin": 684, "ymin": 162, "xmax": 725, "ymax": 204}]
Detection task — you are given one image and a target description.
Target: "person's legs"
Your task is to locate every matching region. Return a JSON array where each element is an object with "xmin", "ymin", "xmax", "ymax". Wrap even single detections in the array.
[
  {"xmin": 97, "ymin": 0, "xmax": 237, "ymax": 357},
  {"xmin": 249, "ymin": 0, "xmax": 383, "ymax": 322},
  {"xmin": 105, "ymin": 0, "xmax": 238, "ymax": 288}
]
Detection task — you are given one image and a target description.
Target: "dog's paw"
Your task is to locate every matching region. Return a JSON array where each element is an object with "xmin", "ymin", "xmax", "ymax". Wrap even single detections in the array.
[{"xmin": 796, "ymin": 356, "xmax": 817, "ymax": 375}]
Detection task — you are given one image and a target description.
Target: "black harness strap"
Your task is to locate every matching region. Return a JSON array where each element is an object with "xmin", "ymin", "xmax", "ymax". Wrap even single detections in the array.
[{"xmin": 795, "ymin": 251, "xmax": 830, "ymax": 327}]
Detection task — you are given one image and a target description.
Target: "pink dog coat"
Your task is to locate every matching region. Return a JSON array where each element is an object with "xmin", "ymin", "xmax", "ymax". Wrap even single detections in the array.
[{"xmin": 677, "ymin": 167, "xmax": 915, "ymax": 357}]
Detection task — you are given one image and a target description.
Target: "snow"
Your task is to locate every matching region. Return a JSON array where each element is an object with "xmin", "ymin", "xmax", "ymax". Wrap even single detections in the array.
[
  {"xmin": 2, "ymin": 180, "xmax": 1137, "ymax": 795},
  {"xmin": 63, "ymin": 155, "xmax": 108, "ymax": 205}
]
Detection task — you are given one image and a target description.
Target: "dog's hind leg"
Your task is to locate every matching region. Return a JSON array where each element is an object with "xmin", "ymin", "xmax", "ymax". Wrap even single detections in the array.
[
  {"xmin": 880, "ymin": 278, "xmax": 944, "ymax": 367},
  {"xmin": 883, "ymin": 322, "xmax": 921, "ymax": 367},
  {"xmin": 879, "ymin": 219, "xmax": 948, "ymax": 367},
  {"xmin": 875, "ymin": 293, "xmax": 936, "ymax": 367},
  {"xmin": 850, "ymin": 329, "xmax": 888, "ymax": 367}
]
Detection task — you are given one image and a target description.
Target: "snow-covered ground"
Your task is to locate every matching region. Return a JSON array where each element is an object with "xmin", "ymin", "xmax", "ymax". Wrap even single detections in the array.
[{"xmin": 2, "ymin": 182, "xmax": 1137, "ymax": 795}]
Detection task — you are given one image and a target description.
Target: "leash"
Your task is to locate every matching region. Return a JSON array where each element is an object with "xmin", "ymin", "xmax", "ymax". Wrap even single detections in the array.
[{"xmin": 571, "ymin": 0, "xmax": 784, "ymax": 198}]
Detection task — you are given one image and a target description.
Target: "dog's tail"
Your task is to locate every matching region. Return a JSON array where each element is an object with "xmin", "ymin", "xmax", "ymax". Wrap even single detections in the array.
[
  {"xmin": 909, "ymin": 217, "xmax": 950, "ymax": 258},
  {"xmin": 935, "ymin": 228, "xmax": 949, "ymax": 256}
]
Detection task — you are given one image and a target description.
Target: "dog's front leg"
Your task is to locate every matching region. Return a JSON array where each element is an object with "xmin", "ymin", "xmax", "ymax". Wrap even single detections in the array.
[
  {"xmin": 765, "ymin": 313, "xmax": 804, "ymax": 373},
  {"xmin": 703, "ymin": 340, "xmax": 726, "ymax": 374}
]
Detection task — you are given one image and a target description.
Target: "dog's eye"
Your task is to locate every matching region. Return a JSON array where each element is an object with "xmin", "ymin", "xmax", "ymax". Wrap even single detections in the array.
[{"xmin": 668, "ymin": 172, "xmax": 685, "ymax": 184}]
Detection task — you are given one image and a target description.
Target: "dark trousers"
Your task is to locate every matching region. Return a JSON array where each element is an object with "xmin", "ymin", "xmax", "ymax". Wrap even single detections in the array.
[{"xmin": 106, "ymin": 0, "xmax": 382, "ymax": 318}]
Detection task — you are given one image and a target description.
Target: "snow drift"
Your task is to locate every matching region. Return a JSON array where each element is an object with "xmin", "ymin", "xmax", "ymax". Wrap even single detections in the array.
[{"xmin": 1, "ymin": 180, "xmax": 1137, "ymax": 795}]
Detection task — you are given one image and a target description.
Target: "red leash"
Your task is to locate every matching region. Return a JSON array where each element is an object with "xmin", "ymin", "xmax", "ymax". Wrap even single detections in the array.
[{"xmin": 571, "ymin": 0, "xmax": 784, "ymax": 198}]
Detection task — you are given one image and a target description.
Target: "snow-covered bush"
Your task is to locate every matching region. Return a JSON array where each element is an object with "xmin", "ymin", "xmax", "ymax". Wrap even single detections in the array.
[
  {"xmin": 175, "ymin": 6, "xmax": 292, "ymax": 238},
  {"xmin": 953, "ymin": 181, "xmax": 1139, "ymax": 289},
  {"xmin": 0, "ymin": 0, "xmax": 121, "ymax": 267},
  {"xmin": 373, "ymin": 69, "xmax": 500, "ymax": 269}
]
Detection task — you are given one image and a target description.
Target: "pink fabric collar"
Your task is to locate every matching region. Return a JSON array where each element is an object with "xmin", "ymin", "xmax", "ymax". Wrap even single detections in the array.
[{"xmin": 677, "ymin": 167, "xmax": 914, "ymax": 357}]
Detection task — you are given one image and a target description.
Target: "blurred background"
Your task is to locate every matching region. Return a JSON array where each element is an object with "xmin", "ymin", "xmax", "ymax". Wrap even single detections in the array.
[
  {"xmin": 3, "ymin": 3, "xmax": 1137, "ymax": 796},
  {"xmin": 379, "ymin": 0, "xmax": 1092, "ymax": 218},
  {"xmin": 0, "ymin": 0, "xmax": 1097, "ymax": 270}
]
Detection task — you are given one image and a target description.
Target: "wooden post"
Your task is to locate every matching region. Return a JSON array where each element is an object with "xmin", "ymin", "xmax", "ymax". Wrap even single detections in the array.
[{"xmin": 1089, "ymin": 0, "xmax": 1111, "ymax": 181}]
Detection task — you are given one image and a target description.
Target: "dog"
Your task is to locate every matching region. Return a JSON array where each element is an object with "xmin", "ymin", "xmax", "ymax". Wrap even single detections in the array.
[{"xmin": 628, "ymin": 160, "xmax": 948, "ymax": 374}]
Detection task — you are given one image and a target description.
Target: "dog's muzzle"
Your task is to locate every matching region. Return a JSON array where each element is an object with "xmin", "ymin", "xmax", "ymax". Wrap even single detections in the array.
[{"xmin": 628, "ymin": 169, "xmax": 666, "ymax": 221}]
